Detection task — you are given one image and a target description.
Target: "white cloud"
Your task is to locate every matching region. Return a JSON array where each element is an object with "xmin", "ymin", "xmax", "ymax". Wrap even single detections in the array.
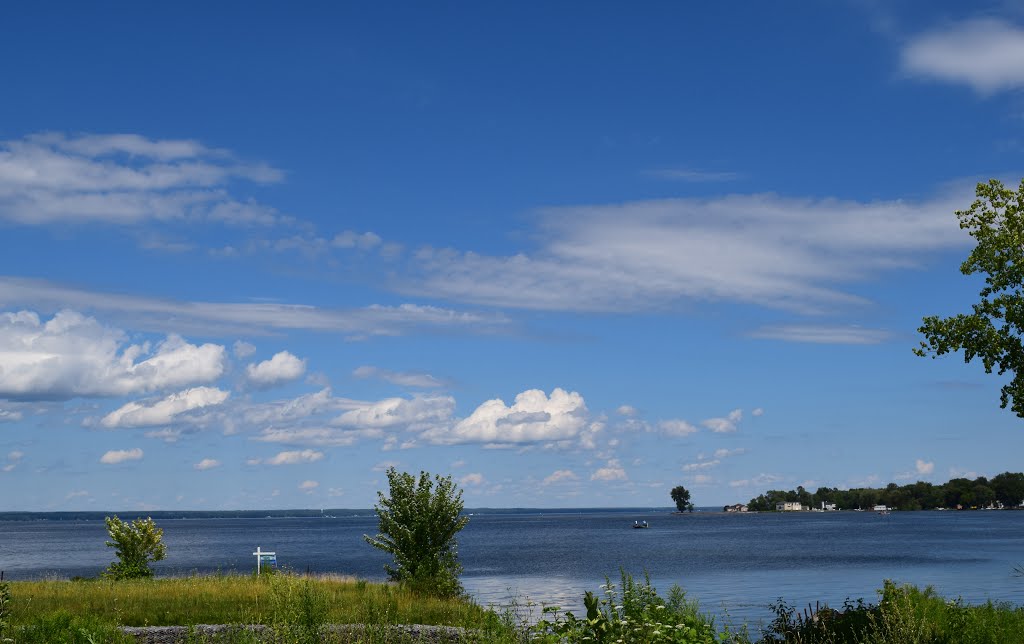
[
  {"xmin": 424, "ymin": 388, "xmax": 587, "ymax": 445},
  {"xmin": 0, "ymin": 310, "xmax": 225, "ymax": 400},
  {"xmin": 299, "ymin": 480, "xmax": 319, "ymax": 492},
  {"xmin": 100, "ymin": 386, "xmax": 229, "ymax": 428},
  {"xmin": 751, "ymin": 408, "xmax": 764, "ymax": 417},
  {"xmin": 194, "ymin": 458, "xmax": 221, "ymax": 471},
  {"xmin": 0, "ymin": 408, "xmax": 23, "ymax": 422},
  {"xmin": 702, "ymin": 409, "xmax": 743, "ymax": 434},
  {"xmin": 409, "ymin": 189, "xmax": 969, "ymax": 313},
  {"xmin": 591, "ymin": 459, "xmax": 628, "ymax": 481},
  {"xmin": 647, "ymin": 168, "xmax": 740, "ymax": 182},
  {"xmin": 750, "ymin": 325, "xmax": 890, "ymax": 345},
  {"xmin": 246, "ymin": 351, "xmax": 306, "ymax": 388},
  {"xmin": 714, "ymin": 447, "xmax": 747, "ymax": 459},
  {"xmin": 253, "ymin": 427, "xmax": 382, "ymax": 447},
  {"xmin": 334, "ymin": 395, "xmax": 455, "ymax": 431},
  {"xmin": 0, "ymin": 132, "xmax": 283, "ymax": 226},
  {"xmin": 729, "ymin": 473, "xmax": 783, "ymax": 488},
  {"xmin": 460, "ymin": 473, "xmax": 485, "ymax": 486},
  {"xmin": 352, "ymin": 365, "xmax": 443, "ymax": 389},
  {"xmin": 0, "ymin": 277, "xmax": 511, "ymax": 339},
  {"xmin": 902, "ymin": 19, "xmax": 1024, "ymax": 94},
  {"xmin": 543, "ymin": 469, "xmax": 579, "ymax": 485},
  {"xmin": 100, "ymin": 448, "xmax": 143, "ymax": 464},
  {"xmin": 233, "ymin": 341, "xmax": 256, "ymax": 358},
  {"xmin": 332, "ymin": 230, "xmax": 382, "ymax": 250},
  {"xmin": 616, "ymin": 405, "xmax": 639, "ymax": 417},
  {"xmin": 242, "ymin": 388, "xmax": 359, "ymax": 426},
  {"xmin": 691, "ymin": 474, "xmax": 713, "ymax": 485},
  {"xmin": 327, "ymin": 487, "xmax": 344, "ymax": 497},
  {"xmin": 682, "ymin": 459, "xmax": 720, "ymax": 472},
  {"xmin": 262, "ymin": 449, "xmax": 324, "ymax": 466},
  {"xmin": 658, "ymin": 419, "xmax": 698, "ymax": 437},
  {"xmin": 7, "ymin": 451, "xmax": 23, "ymax": 461},
  {"xmin": 897, "ymin": 459, "xmax": 936, "ymax": 481},
  {"xmin": 65, "ymin": 490, "xmax": 89, "ymax": 499}
]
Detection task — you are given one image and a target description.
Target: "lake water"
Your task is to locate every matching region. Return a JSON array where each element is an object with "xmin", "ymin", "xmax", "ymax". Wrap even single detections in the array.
[{"xmin": 2, "ymin": 509, "xmax": 1023, "ymax": 627}]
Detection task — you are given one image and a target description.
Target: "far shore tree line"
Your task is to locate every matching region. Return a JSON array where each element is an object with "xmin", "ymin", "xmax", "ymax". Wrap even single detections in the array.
[{"xmin": 745, "ymin": 471, "xmax": 1024, "ymax": 512}]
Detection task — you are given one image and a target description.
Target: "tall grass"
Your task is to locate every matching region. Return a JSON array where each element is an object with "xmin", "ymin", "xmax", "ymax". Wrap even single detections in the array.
[{"xmin": 7, "ymin": 573, "xmax": 503, "ymax": 629}]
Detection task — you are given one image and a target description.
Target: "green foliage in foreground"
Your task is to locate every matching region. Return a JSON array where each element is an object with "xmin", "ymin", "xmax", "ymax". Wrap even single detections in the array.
[
  {"xmin": 532, "ymin": 571, "xmax": 721, "ymax": 643},
  {"xmin": 6, "ymin": 573, "xmax": 1024, "ymax": 643},
  {"xmin": 364, "ymin": 468, "xmax": 470, "ymax": 597},
  {"xmin": 103, "ymin": 515, "xmax": 167, "ymax": 580},
  {"xmin": 916, "ymin": 178, "xmax": 1024, "ymax": 418},
  {"xmin": 762, "ymin": 581, "xmax": 1024, "ymax": 644}
]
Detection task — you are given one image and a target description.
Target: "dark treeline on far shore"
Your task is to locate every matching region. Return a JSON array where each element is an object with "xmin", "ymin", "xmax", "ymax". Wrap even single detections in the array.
[{"xmin": 746, "ymin": 471, "xmax": 1024, "ymax": 511}]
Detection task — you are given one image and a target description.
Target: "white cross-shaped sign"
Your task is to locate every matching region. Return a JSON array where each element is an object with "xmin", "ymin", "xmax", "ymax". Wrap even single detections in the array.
[{"xmin": 253, "ymin": 546, "xmax": 276, "ymax": 574}]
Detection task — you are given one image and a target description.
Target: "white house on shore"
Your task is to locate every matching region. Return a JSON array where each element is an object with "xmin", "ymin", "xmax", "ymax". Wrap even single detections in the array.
[
  {"xmin": 724, "ymin": 503, "xmax": 748, "ymax": 512},
  {"xmin": 775, "ymin": 501, "xmax": 807, "ymax": 512}
]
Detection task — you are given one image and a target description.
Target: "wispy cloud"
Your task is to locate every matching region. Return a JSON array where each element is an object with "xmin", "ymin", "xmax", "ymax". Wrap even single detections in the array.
[
  {"xmin": 902, "ymin": 19, "xmax": 1024, "ymax": 94},
  {"xmin": 0, "ymin": 132, "xmax": 283, "ymax": 226},
  {"xmin": 0, "ymin": 277, "xmax": 510, "ymax": 339},
  {"xmin": 646, "ymin": 168, "xmax": 741, "ymax": 182},
  {"xmin": 409, "ymin": 189, "xmax": 969, "ymax": 314},
  {"xmin": 749, "ymin": 325, "xmax": 890, "ymax": 345},
  {"xmin": 352, "ymin": 365, "xmax": 444, "ymax": 389}
]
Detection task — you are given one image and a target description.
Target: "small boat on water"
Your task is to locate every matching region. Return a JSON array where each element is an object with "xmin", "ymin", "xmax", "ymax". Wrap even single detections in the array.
[{"xmin": 633, "ymin": 520, "xmax": 649, "ymax": 529}]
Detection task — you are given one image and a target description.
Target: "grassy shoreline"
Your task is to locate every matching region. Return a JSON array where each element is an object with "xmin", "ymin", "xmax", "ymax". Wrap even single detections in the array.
[{"xmin": 4, "ymin": 572, "xmax": 1024, "ymax": 643}]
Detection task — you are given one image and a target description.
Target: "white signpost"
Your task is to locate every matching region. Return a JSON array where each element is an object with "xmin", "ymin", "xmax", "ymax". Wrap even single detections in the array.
[{"xmin": 253, "ymin": 546, "xmax": 277, "ymax": 574}]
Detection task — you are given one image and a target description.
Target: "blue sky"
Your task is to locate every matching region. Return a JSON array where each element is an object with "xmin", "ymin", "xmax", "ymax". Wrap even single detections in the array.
[{"xmin": 3, "ymin": 1, "xmax": 1024, "ymax": 510}]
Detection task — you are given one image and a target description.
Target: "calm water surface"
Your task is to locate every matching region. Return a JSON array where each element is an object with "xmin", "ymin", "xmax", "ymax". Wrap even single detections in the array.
[{"xmin": 2, "ymin": 509, "xmax": 1022, "ymax": 626}]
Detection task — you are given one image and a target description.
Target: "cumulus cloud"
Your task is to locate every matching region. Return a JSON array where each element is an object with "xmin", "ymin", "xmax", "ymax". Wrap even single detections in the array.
[
  {"xmin": 591, "ymin": 459, "xmax": 628, "ymax": 481},
  {"xmin": 0, "ymin": 132, "xmax": 283, "ymax": 226},
  {"xmin": 334, "ymin": 395, "xmax": 455, "ymax": 431},
  {"xmin": 299, "ymin": 480, "xmax": 319, "ymax": 492},
  {"xmin": 424, "ymin": 388, "xmax": 587, "ymax": 445},
  {"xmin": 543, "ymin": 469, "xmax": 579, "ymax": 485},
  {"xmin": 409, "ymin": 189, "xmax": 969, "ymax": 314},
  {"xmin": 902, "ymin": 19, "xmax": 1024, "ymax": 94},
  {"xmin": 246, "ymin": 351, "xmax": 306, "ymax": 388},
  {"xmin": 896, "ymin": 458, "xmax": 936, "ymax": 481},
  {"xmin": 751, "ymin": 408, "xmax": 764, "ymax": 417},
  {"xmin": 702, "ymin": 409, "xmax": 743, "ymax": 434},
  {"xmin": 100, "ymin": 386, "xmax": 229, "ymax": 428},
  {"xmin": 0, "ymin": 310, "xmax": 225, "ymax": 400},
  {"xmin": 616, "ymin": 405, "xmax": 639, "ymax": 417},
  {"xmin": 259, "ymin": 449, "xmax": 324, "ymax": 466},
  {"xmin": 460, "ymin": 473, "xmax": 485, "ymax": 486},
  {"xmin": 353, "ymin": 365, "xmax": 443, "ymax": 389},
  {"xmin": 659, "ymin": 419, "xmax": 698, "ymax": 437},
  {"xmin": 100, "ymin": 448, "xmax": 143, "ymax": 464},
  {"xmin": 194, "ymin": 458, "xmax": 221, "ymax": 471}
]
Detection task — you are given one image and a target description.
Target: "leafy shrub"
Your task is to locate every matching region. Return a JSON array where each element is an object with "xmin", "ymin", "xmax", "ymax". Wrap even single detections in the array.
[
  {"xmin": 103, "ymin": 515, "xmax": 167, "ymax": 580},
  {"xmin": 364, "ymin": 468, "xmax": 469, "ymax": 597},
  {"xmin": 531, "ymin": 570, "xmax": 718, "ymax": 643}
]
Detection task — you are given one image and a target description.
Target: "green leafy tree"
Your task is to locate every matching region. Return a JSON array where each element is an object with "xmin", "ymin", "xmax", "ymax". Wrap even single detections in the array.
[
  {"xmin": 103, "ymin": 515, "xmax": 167, "ymax": 579},
  {"xmin": 364, "ymin": 468, "xmax": 469, "ymax": 597},
  {"xmin": 670, "ymin": 485, "xmax": 694, "ymax": 512},
  {"xmin": 916, "ymin": 179, "xmax": 1024, "ymax": 417},
  {"xmin": 992, "ymin": 471, "xmax": 1024, "ymax": 507}
]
